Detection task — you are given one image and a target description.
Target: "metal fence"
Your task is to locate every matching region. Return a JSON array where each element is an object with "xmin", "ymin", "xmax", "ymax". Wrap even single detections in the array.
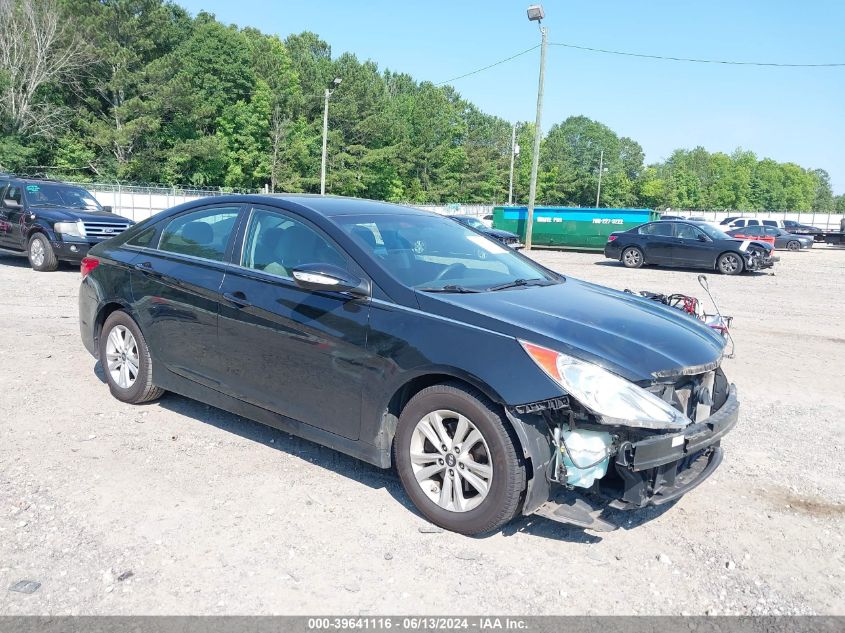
[{"xmin": 65, "ymin": 181, "xmax": 260, "ymax": 222}]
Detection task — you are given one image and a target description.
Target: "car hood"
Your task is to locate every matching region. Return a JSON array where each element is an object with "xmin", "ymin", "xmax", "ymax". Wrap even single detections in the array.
[
  {"xmin": 420, "ymin": 279, "xmax": 726, "ymax": 383},
  {"xmin": 29, "ymin": 207, "xmax": 131, "ymax": 223}
]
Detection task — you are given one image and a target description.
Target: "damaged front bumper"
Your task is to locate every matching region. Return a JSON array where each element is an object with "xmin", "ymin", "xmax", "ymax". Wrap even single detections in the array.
[{"xmin": 507, "ymin": 375, "xmax": 739, "ymax": 531}]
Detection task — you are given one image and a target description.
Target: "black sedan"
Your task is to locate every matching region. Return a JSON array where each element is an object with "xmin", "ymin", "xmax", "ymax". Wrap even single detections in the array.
[
  {"xmin": 604, "ymin": 220, "xmax": 775, "ymax": 275},
  {"xmin": 79, "ymin": 195, "xmax": 737, "ymax": 534},
  {"xmin": 447, "ymin": 214, "xmax": 523, "ymax": 249}
]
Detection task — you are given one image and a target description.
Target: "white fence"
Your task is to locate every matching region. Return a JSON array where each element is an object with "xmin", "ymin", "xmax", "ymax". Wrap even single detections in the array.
[
  {"xmin": 72, "ymin": 183, "xmax": 843, "ymax": 230},
  {"xmin": 666, "ymin": 210, "xmax": 844, "ymax": 231}
]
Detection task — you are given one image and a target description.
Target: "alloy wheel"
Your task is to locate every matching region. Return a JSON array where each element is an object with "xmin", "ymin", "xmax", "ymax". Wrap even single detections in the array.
[
  {"xmin": 623, "ymin": 248, "xmax": 642, "ymax": 267},
  {"xmin": 30, "ymin": 239, "xmax": 45, "ymax": 267},
  {"xmin": 409, "ymin": 409, "xmax": 493, "ymax": 512},
  {"xmin": 720, "ymin": 253, "xmax": 740, "ymax": 274},
  {"xmin": 105, "ymin": 325, "xmax": 140, "ymax": 389}
]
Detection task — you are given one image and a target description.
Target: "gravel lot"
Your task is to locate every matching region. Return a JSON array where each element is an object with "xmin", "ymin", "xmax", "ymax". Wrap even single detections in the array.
[{"xmin": 1, "ymin": 245, "xmax": 843, "ymax": 616}]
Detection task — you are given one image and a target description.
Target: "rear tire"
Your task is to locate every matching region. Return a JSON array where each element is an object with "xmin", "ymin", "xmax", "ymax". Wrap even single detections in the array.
[
  {"xmin": 27, "ymin": 233, "xmax": 58, "ymax": 272},
  {"xmin": 621, "ymin": 246, "xmax": 644, "ymax": 269},
  {"xmin": 786, "ymin": 240, "xmax": 800, "ymax": 251},
  {"xmin": 717, "ymin": 252, "xmax": 744, "ymax": 275},
  {"xmin": 99, "ymin": 311, "xmax": 164, "ymax": 404},
  {"xmin": 394, "ymin": 382, "xmax": 526, "ymax": 535}
]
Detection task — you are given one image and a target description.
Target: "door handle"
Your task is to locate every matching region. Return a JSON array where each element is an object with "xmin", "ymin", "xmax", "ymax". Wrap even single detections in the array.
[
  {"xmin": 133, "ymin": 261, "xmax": 159, "ymax": 274},
  {"xmin": 223, "ymin": 291, "xmax": 252, "ymax": 308}
]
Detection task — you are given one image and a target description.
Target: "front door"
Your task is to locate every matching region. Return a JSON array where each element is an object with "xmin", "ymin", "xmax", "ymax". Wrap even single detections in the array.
[
  {"xmin": 0, "ymin": 184, "xmax": 25, "ymax": 249},
  {"xmin": 217, "ymin": 206, "xmax": 371, "ymax": 440},
  {"xmin": 130, "ymin": 204, "xmax": 243, "ymax": 388},
  {"xmin": 671, "ymin": 223, "xmax": 714, "ymax": 268}
]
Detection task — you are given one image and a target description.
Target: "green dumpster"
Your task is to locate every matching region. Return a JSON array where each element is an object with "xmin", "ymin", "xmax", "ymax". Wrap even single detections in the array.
[{"xmin": 492, "ymin": 206, "xmax": 659, "ymax": 250}]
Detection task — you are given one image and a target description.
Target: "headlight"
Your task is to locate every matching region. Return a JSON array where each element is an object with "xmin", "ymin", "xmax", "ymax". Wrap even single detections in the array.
[
  {"xmin": 54, "ymin": 220, "xmax": 86, "ymax": 238},
  {"xmin": 519, "ymin": 340, "xmax": 690, "ymax": 430}
]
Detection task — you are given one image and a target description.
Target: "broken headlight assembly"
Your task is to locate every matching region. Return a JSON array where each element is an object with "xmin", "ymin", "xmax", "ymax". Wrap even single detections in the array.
[{"xmin": 519, "ymin": 340, "xmax": 690, "ymax": 431}]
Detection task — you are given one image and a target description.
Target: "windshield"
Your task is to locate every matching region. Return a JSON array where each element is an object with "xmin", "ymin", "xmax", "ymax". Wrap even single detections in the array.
[
  {"xmin": 336, "ymin": 214, "xmax": 556, "ymax": 291},
  {"xmin": 696, "ymin": 223, "xmax": 732, "ymax": 241},
  {"xmin": 23, "ymin": 183, "xmax": 102, "ymax": 210}
]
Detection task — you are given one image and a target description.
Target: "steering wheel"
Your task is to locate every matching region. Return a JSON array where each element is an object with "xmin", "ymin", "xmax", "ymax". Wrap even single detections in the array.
[{"xmin": 434, "ymin": 263, "xmax": 467, "ymax": 282}]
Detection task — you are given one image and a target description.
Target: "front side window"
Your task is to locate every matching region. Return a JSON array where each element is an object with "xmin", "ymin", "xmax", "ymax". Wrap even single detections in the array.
[
  {"xmin": 336, "ymin": 213, "xmax": 555, "ymax": 291},
  {"xmin": 675, "ymin": 223, "xmax": 702, "ymax": 240},
  {"xmin": 241, "ymin": 208, "xmax": 346, "ymax": 278},
  {"xmin": 158, "ymin": 206, "xmax": 240, "ymax": 261},
  {"xmin": 733, "ymin": 219, "xmax": 746, "ymax": 228}
]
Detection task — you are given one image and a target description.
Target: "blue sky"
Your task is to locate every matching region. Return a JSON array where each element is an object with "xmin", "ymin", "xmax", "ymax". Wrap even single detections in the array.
[{"xmin": 180, "ymin": 0, "xmax": 845, "ymax": 194}]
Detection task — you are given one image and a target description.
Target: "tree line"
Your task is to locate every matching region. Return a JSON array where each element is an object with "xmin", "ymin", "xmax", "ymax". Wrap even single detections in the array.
[{"xmin": 1, "ymin": 0, "xmax": 843, "ymax": 212}]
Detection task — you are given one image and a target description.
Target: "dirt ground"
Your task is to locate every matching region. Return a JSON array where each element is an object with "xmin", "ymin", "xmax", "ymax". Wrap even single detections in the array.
[{"xmin": 1, "ymin": 245, "xmax": 843, "ymax": 616}]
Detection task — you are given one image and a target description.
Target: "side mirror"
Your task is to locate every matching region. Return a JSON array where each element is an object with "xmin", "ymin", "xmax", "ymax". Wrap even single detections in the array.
[
  {"xmin": 291, "ymin": 263, "xmax": 370, "ymax": 297},
  {"xmin": 102, "ymin": 205, "xmax": 113, "ymax": 213},
  {"xmin": 3, "ymin": 199, "xmax": 21, "ymax": 209},
  {"xmin": 697, "ymin": 234, "xmax": 708, "ymax": 242}
]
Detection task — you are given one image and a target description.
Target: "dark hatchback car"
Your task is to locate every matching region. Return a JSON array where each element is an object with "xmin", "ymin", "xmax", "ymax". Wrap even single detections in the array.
[
  {"xmin": 79, "ymin": 195, "xmax": 738, "ymax": 534},
  {"xmin": 605, "ymin": 220, "xmax": 775, "ymax": 275},
  {"xmin": 447, "ymin": 215, "xmax": 523, "ymax": 249},
  {"xmin": 0, "ymin": 176, "xmax": 133, "ymax": 271}
]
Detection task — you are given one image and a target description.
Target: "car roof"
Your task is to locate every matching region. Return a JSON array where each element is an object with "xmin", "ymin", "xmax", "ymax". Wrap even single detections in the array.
[{"xmin": 260, "ymin": 194, "xmax": 431, "ymax": 217}]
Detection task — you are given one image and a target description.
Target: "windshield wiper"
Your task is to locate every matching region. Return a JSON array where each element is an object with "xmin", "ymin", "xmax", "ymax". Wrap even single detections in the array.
[
  {"xmin": 487, "ymin": 278, "xmax": 550, "ymax": 292},
  {"xmin": 418, "ymin": 285, "xmax": 482, "ymax": 294}
]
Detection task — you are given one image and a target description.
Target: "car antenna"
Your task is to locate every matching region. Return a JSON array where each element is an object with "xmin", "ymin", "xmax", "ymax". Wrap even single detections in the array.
[{"xmin": 698, "ymin": 275, "xmax": 735, "ymax": 358}]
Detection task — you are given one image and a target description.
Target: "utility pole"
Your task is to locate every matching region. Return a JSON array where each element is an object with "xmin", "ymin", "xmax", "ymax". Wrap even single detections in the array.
[
  {"xmin": 320, "ymin": 77, "xmax": 342, "ymax": 195},
  {"xmin": 508, "ymin": 123, "xmax": 517, "ymax": 205},
  {"xmin": 595, "ymin": 149, "xmax": 604, "ymax": 208},
  {"xmin": 525, "ymin": 6, "xmax": 547, "ymax": 250}
]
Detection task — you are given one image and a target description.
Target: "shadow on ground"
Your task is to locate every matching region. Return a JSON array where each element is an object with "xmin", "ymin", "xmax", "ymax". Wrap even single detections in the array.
[{"xmin": 92, "ymin": 361, "xmax": 675, "ymax": 544}]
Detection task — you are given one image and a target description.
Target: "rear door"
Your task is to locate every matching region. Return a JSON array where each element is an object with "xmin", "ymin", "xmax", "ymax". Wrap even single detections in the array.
[
  {"xmin": 638, "ymin": 222, "xmax": 675, "ymax": 263},
  {"xmin": 217, "ymin": 205, "xmax": 371, "ymax": 440},
  {"xmin": 130, "ymin": 204, "xmax": 244, "ymax": 388}
]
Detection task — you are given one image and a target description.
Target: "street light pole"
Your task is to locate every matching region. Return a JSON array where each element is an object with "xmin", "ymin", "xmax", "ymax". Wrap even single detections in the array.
[
  {"xmin": 320, "ymin": 77, "xmax": 342, "ymax": 195},
  {"xmin": 508, "ymin": 123, "xmax": 517, "ymax": 205},
  {"xmin": 595, "ymin": 148, "xmax": 604, "ymax": 208},
  {"xmin": 525, "ymin": 5, "xmax": 547, "ymax": 250}
]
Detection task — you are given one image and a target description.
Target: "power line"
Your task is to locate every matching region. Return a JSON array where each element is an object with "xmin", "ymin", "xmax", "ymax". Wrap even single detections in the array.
[
  {"xmin": 549, "ymin": 41, "xmax": 845, "ymax": 67},
  {"xmin": 434, "ymin": 45, "xmax": 540, "ymax": 86}
]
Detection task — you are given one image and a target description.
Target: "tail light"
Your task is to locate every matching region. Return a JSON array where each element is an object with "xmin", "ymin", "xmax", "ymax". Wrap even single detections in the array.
[
  {"xmin": 80, "ymin": 256, "xmax": 100, "ymax": 278},
  {"xmin": 607, "ymin": 235, "xmax": 618, "ymax": 242}
]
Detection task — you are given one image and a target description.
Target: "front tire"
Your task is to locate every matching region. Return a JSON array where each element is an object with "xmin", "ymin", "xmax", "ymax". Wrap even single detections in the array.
[
  {"xmin": 28, "ymin": 233, "xmax": 58, "ymax": 272},
  {"xmin": 394, "ymin": 382, "xmax": 526, "ymax": 535},
  {"xmin": 786, "ymin": 240, "xmax": 800, "ymax": 251},
  {"xmin": 621, "ymin": 246, "xmax": 644, "ymax": 269},
  {"xmin": 717, "ymin": 252, "xmax": 744, "ymax": 275},
  {"xmin": 99, "ymin": 311, "xmax": 164, "ymax": 404}
]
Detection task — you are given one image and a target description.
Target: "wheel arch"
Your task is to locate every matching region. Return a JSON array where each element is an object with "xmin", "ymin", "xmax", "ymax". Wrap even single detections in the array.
[
  {"xmin": 376, "ymin": 370, "xmax": 507, "ymax": 463},
  {"xmin": 93, "ymin": 300, "xmax": 137, "ymax": 355}
]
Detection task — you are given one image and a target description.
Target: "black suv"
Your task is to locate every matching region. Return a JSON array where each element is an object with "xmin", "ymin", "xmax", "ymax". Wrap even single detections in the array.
[{"xmin": 0, "ymin": 176, "xmax": 133, "ymax": 271}]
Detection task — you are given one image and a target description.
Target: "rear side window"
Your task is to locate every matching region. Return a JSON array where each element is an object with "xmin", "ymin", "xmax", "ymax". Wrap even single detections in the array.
[
  {"xmin": 639, "ymin": 222, "xmax": 673, "ymax": 236},
  {"xmin": 126, "ymin": 226, "xmax": 157, "ymax": 248},
  {"xmin": 158, "ymin": 206, "xmax": 240, "ymax": 262},
  {"xmin": 762, "ymin": 220, "xmax": 777, "ymax": 227}
]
